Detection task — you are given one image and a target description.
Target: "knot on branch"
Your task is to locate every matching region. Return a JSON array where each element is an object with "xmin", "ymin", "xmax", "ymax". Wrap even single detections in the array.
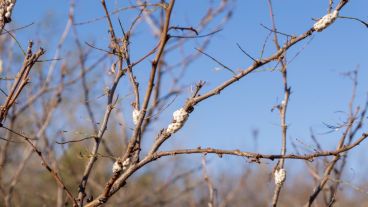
[{"xmin": 98, "ymin": 197, "xmax": 108, "ymax": 204}]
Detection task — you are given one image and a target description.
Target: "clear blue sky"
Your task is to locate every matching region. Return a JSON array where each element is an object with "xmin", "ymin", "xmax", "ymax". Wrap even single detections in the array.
[{"xmin": 10, "ymin": 0, "xmax": 368, "ymax": 177}]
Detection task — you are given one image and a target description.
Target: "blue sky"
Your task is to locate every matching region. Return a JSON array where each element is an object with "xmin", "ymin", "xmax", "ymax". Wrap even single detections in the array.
[{"xmin": 9, "ymin": 0, "xmax": 368, "ymax": 178}]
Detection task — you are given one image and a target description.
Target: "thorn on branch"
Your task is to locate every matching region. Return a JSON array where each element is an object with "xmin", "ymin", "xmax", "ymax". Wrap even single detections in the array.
[
  {"xmin": 170, "ymin": 29, "xmax": 222, "ymax": 39},
  {"xmin": 195, "ymin": 48, "xmax": 236, "ymax": 75},
  {"xmin": 236, "ymin": 43, "xmax": 258, "ymax": 63},
  {"xmin": 169, "ymin": 26, "xmax": 199, "ymax": 35},
  {"xmin": 260, "ymin": 23, "xmax": 294, "ymax": 38},
  {"xmin": 338, "ymin": 15, "xmax": 368, "ymax": 28}
]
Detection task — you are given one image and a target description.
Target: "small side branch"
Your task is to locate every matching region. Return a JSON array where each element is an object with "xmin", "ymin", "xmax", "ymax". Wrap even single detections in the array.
[{"xmin": 0, "ymin": 41, "xmax": 45, "ymax": 125}]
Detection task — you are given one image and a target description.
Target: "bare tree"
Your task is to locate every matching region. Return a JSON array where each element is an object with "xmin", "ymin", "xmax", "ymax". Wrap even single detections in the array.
[{"xmin": 1, "ymin": 0, "xmax": 368, "ymax": 206}]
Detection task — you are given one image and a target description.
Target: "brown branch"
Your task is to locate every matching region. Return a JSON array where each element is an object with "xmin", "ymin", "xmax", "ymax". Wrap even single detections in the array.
[
  {"xmin": 267, "ymin": 0, "xmax": 290, "ymax": 206},
  {"xmin": 0, "ymin": 41, "xmax": 45, "ymax": 124},
  {"xmin": 0, "ymin": 125, "xmax": 78, "ymax": 207},
  {"xmin": 202, "ymin": 156, "xmax": 216, "ymax": 207},
  {"xmin": 77, "ymin": 0, "xmax": 126, "ymax": 204},
  {"xmin": 12, "ymin": 52, "xmax": 106, "ymax": 118},
  {"xmin": 153, "ymin": 141, "xmax": 363, "ymax": 161},
  {"xmin": 3, "ymin": 86, "xmax": 61, "ymax": 205},
  {"xmin": 84, "ymin": 1, "xmax": 176, "ymax": 206},
  {"xmin": 84, "ymin": 1, "xmax": 351, "ymax": 206},
  {"xmin": 71, "ymin": 5, "xmax": 114, "ymax": 162},
  {"xmin": 125, "ymin": 162, "xmax": 204, "ymax": 206},
  {"xmin": 90, "ymin": 127, "xmax": 368, "ymax": 206},
  {"xmin": 304, "ymin": 108, "xmax": 358, "ymax": 207},
  {"xmin": 121, "ymin": 0, "xmax": 175, "ymax": 168},
  {"xmin": 183, "ymin": 0, "xmax": 349, "ymax": 110},
  {"xmin": 131, "ymin": 0, "xmax": 350, "ymax": 184},
  {"xmin": 308, "ymin": 70, "xmax": 367, "ymax": 206}
]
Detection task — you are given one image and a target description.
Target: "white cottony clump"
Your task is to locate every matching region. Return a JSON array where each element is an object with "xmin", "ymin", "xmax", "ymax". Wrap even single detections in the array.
[
  {"xmin": 112, "ymin": 158, "xmax": 131, "ymax": 173},
  {"xmin": 1, "ymin": 0, "xmax": 16, "ymax": 23},
  {"xmin": 132, "ymin": 109, "xmax": 140, "ymax": 125},
  {"xmin": 166, "ymin": 122, "xmax": 182, "ymax": 134},
  {"xmin": 4, "ymin": 12, "xmax": 10, "ymax": 18},
  {"xmin": 166, "ymin": 108, "xmax": 189, "ymax": 134},
  {"xmin": 313, "ymin": 10, "xmax": 339, "ymax": 32},
  {"xmin": 112, "ymin": 161, "xmax": 122, "ymax": 173},
  {"xmin": 122, "ymin": 158, "xmax": 130, "ymax": 171},
  {"xmin": 173, "ymin": 108, "xmax": 188, "ymax": 123},
  {"xmin": 274, "ymin": 168, "xmax": 287, "ymax": 185}
]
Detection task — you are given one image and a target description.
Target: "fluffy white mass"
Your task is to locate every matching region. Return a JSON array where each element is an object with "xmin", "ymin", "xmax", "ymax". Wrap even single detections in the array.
[
  {"xmin": 122, "ymin": 158, "xmax": 130, "ymax": 170},
  {"xmin": 112, "ymin": 161, "xmax": 122, "ymax": 173},
  {"xmin": 166, "ymin": 108, "xmax": 189, "ymax": 134},
  {"xmin": 166, "ymin": 123, "xmax": 182, "ymax": 134},
  {"xmin": 1, "ymin": 0, "xmax": 16, "ymax": 22},
  {"xmin": 112, "ymin": 158, "xmax": 130, "ymax": 173},
  {"xmin": 173, "ymin": 108, "xmax": 188, "ymax": 122},
  {"xmin": 313, "ymin": 10, "xmax": 338, "ymax": 32},
  {"xmin": 132, "ymin": 109, "xmax": 140, "ymax": 125},
  {"xmin": 274, "ymin": 168, "xmax": 287, "ymax": 185}
]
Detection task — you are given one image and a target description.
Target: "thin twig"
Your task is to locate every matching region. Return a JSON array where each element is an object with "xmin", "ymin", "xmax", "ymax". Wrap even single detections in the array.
[
  {"xmin": 56, "ymin": 136, "xmax": 97, "ymax": 145},
  {"xmin": 195, "ymin": 48, "xmax": 236, "ymax": 75},
  {"xmin": 236, "ymin": 43, "xmax": 258, "ymax": 63},
  {"xmin": 202, "ymin": 156, "xmax": 216, "ymax": 207}
]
